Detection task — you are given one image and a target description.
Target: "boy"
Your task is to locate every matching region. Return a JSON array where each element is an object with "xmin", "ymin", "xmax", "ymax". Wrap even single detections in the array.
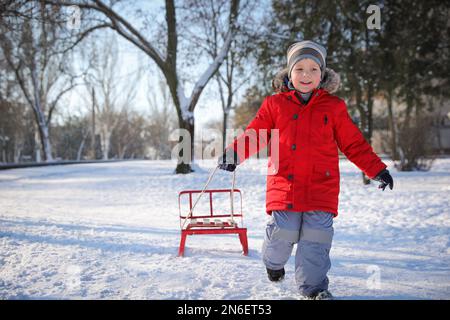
[{"xmin": 218, "ymin": 40, "xmax": 393, "ymax": 300}]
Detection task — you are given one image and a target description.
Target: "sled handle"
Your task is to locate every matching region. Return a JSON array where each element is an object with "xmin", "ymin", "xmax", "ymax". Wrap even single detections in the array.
[
  {"xmin": 181, "ymin": 165, "xmax": 237, "ymax": 230},
  {"xmin": 231, "ymin": 169, "xmax": 236, "ymax": 219},
  {"xmin": 181, "ymin": 165, "xmax": 218, "ymax": 229}
]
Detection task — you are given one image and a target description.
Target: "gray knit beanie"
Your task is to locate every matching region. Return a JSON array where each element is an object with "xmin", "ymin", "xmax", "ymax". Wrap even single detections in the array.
[{"xmin": 287, "ymin": 40, "xmax": 327, "ymax": 80}]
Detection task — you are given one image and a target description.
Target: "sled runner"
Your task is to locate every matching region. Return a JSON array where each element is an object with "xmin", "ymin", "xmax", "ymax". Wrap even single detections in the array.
[{"xmin": 178, "ymin": 166, "xmax": 248, "ymax": 257}]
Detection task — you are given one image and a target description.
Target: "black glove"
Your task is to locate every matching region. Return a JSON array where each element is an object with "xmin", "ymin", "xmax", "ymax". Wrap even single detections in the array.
[
  {"xmin": 373, "ymin": 169, "xmax": 394, "ymax": 191},
  {"xmin": 217, "ymin": 149, "xmax": 239, "ymax": 172}
]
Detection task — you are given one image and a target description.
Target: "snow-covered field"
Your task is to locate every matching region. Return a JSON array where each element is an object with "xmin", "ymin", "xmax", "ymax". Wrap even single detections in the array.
[{"xmin": 0, "ymin": 158, "xmax": 449, "ymax": 300}]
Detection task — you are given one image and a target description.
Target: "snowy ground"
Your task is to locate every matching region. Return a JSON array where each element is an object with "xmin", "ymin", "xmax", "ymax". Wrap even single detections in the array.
[{"xmin": 0, "ymin": 158, "xmax": 449, "ymax": 300}]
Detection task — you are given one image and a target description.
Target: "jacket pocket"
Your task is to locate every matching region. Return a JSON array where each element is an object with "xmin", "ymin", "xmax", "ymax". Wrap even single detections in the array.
[
  {"xmin": 267, "ymin": 176, "xmax": 290, "ymax": 201},
  {"xmin": 311, "ymin": 112, "xmax": 333, "ymax": 143},
  {"xmin": 309, "ymin": 164, "xmax": 340, "ymax": 204}
]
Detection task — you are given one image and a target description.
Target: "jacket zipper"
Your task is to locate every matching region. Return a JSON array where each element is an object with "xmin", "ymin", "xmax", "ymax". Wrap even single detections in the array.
[
  {"xmin": 324, "ymin": 115, "xmax": 328, "ymax": 125},
  {"xmin": 292, "ymin": 89, "xmax": 320, "ymax": 107}
]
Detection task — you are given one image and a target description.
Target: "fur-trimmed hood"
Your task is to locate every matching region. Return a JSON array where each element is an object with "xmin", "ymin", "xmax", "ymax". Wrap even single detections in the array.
[{"xmin": 272, "ymin": 67, "xmax": 341, "ymax": 94}]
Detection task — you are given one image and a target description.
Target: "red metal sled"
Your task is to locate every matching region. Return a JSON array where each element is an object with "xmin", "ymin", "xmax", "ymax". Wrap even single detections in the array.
[{"xmin": 178, "ymin": 169, "xmax": 248, "ymax": 257}]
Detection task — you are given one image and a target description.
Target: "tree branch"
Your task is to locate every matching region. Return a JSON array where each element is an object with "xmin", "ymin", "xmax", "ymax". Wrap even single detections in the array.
[
  {"xmin": 43, "ymin": 0, "xmax": 167, "ymax": 70},
  {"xmin": 187, "ymin": 0, "xmax": 240, "ymax": 112}
]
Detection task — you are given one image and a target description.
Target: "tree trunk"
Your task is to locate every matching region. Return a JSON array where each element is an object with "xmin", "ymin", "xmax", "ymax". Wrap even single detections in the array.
[
  {"xmin": 434, "ymin": 97, "xmax": 444, "ymax": 154},
  {"xmin": 366, "ymin": 82, "xmax": 374, "ymax": 144},
  {"xmin": 119, "ymin": 145, "xmax": 128, "ymax": 159},
  {"xmin": 386, "ymin": 87, "xmax": 398, "ymax": 160},
  {"xmin": 362, "ymin": 82, "xmax": 375, "ymax": 185},
  {"xmin": 14, "ymin": 144, "xmax": 22, "ymax": 163},
  {"xmin": 31, "ymin": 67, "xmax": 53, "ymax": 162},
  {"xmin": 77, "ymin": 130, "xmax": 89, "ymax": 161},
  {"xmin": 222, "ymin": 111, "xmax": 229, "ymax": 153},
  {"xmin": 354, "ymin": 83, "xmax": 371, "ymax": 185},
  {"xmin": 91, "ymin": 87, "xmax": 96, "ymax": 160},
  {"xmin": 415, "ymin": 97, "xmax": 421, "ymax": 127},
  {"xmin": 404, "ymin": 92, "xmax": 414, "ymax": 131},
  {"xmin": 34, "ymin": 130, "xmax": 41, "ymax": 162},
  {"xmin": 164, "ymin": 71, "xmax": 195, "ymax": 174},
  {"xmin": 1, "ymin": 144, "xmax": 5, "ymax": 163},
  {"xmin": 0, "ymin": 128, "xmax": 5, "ymax": 163},
  {"xmin": 38, "ymin": 123, "xmax": 53, "ymax": 162},
  {"xmin": 100, "ymin": 129, "xmax": 111, "ymax": 160},
  {"xmin": 175, "ymin": 118, "xmax": 195, "ymax": 174},
  {"xmin": 397, "ymin": 91, "xmax": 414, "ymax": 170}
]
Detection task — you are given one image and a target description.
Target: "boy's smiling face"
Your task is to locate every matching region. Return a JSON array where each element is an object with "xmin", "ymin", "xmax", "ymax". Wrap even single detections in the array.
[{"xmin": 290, "ymin": 58, "xmax": 322, "ymax": 93}]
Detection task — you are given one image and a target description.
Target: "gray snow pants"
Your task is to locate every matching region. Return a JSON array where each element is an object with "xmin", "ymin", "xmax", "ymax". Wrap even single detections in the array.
[{"xmin": 262, "ymin": 210, "xmax": 334, "ymax": 296}]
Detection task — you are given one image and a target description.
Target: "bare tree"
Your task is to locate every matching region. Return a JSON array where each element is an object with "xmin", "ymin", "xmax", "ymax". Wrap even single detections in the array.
[
  {"xmin": 108, "ymin": 110, "xmax": 146, "ymax": 159},
  {"xmin": 0, "ymin": 3, "xmax": 81, "ymax": 162},
  {"xmin": 0, "ymin": 1, "xmax": 34, "ymax": 23},
  {"xmin": 42, "ymin": 0, "xmax": 240, "ymax": 173},
  {"xmin": 179, "ymin": 0, "xmax": 258, "ymax": 153},
  {"xmin": 0, "ymin": 100, "xmax": 29, "ymax": 163},
  {"xmin": 81, "ymin": 33, "xmax": 140, "ymax": 160},
  {"xmin": 76, "ymin": 123, "xmax": 90, "ymax": 160},
  {"xmin": 146, "ymin": 72, "xmax": 177, "ymax": 160}
]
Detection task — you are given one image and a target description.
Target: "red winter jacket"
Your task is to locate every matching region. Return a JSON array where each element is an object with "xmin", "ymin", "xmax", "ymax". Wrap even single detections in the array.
[{"xmin": 227, "ymin": 87, "xmax": 387, "ymax": 217}]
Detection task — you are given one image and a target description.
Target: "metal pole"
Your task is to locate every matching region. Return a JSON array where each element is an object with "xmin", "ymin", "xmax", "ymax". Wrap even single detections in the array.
[
  {"xmin": 230, "ymin": 169, "xmax": 236, "ymax": 221},
  {"xmin": 181, "ymin": 165, "xmax": 219, "ymax": 229}
]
